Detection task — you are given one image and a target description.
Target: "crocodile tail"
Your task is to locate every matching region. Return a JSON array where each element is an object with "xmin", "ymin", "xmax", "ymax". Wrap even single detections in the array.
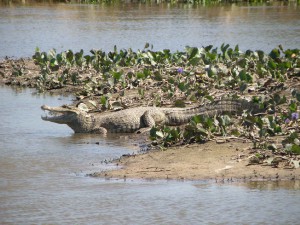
[
  {"xmin": 166, "ymin": 99, "xmax": 262, "ymax": 125},
  {"xmin": 201, "ymin": 98, "xmax": 264, "ymax": 115}
]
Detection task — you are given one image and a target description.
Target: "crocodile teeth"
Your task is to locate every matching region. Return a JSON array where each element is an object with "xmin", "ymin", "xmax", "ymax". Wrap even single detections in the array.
[{"xmin": 41, "ymin": 111, "xmax": 62, "ymax": 119}]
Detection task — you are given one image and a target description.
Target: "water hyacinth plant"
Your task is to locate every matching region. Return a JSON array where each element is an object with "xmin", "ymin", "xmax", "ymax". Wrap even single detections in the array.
[{"xmin": 3, "ymin": 44, "xmax": 299, "ymax": 157}]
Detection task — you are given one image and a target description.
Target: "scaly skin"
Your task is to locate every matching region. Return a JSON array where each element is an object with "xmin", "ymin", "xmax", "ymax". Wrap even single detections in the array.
[{"xmin": 41, "ymin": 99, "xmax": 260, "ymax": 134}]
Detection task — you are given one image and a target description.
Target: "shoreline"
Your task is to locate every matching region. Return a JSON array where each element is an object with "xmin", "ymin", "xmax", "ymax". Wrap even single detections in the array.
[{"xmin": 90, "ymin": 139, "xmax": 300, "ymax": 181}]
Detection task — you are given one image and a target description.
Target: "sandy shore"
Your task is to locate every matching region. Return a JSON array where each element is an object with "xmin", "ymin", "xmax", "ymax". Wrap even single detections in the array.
[{"xmin": 91, "ymin": 139, "xmax": 300, "ymax": 181}]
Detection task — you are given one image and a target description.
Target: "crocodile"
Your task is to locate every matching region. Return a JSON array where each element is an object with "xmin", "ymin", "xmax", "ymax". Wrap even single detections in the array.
[{"xmin": 41, "ymin": 99, "xmax": 261, "ymax": 134}]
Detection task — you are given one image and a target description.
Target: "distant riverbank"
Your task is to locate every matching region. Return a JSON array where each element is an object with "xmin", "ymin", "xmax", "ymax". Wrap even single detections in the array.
[{"xmin": 1, "ymin": 0, "xmax": 298, "ymax": 5}]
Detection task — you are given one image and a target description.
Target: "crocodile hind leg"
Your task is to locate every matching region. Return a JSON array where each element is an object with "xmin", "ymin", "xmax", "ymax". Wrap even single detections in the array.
[{"xmin": 136, "ymin": 110, "xmax": 166, "ymax": 134}]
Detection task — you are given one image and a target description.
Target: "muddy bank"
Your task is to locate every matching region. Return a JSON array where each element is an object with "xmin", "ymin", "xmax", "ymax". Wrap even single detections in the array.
[{"xmin": 91, "ymin": 139, "xmax": 300, "ymax": 181}]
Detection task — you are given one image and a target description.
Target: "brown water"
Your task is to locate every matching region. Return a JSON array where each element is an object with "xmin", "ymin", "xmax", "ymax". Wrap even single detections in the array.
[
  {"xmin": 1, "ymin": 2, "xmax": 300, "ymax": 224},
  {"xmin": 1, "ymin": 86, "xmax": 300, "ymax": 224},
  {"xmin": 0, "ymin": 1, "xmax": 299, "ymax": 58}
]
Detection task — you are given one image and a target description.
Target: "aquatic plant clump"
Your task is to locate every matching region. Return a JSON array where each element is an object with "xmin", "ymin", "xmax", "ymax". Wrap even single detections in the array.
[{"xmin": 1, "ymin": 43, "xmax": 300, "ymax": 167}]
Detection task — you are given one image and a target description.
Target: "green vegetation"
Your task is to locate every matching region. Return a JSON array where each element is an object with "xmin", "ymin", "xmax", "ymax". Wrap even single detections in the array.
[{"xmin": 29, "ymin": 43, "xmax": 300, "ymax": 158}]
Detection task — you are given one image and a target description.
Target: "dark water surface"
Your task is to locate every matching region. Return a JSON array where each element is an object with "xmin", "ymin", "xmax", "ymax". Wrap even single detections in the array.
[
  {"xmin": 0, "ymin": 1, "xmax": 299, "ymax": 58},
  {"xmin": 1, "ymin": 85, "xmax": 300, "ymax": 224}
]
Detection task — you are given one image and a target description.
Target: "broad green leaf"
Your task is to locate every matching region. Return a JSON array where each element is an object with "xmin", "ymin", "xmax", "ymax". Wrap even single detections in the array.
[
  {"xmin": 100, "ymin": 96, "xmax": 107, "ymax": 105},
  {"xmin": 170, "ymin": 129, "xmax": 180, "ymax": 140},
  {"xmin": 204, "ymin": 45, "xmax": 213, "ymax": 52},
  {"xmin": 239, "ymin": 70, "xmax": 252, "ymax": 82},
  {"xmin": 289, "ymin": 102, "xmax": 297, "ymax": 112},
  {"xmin": 136, "ymin": 72, "xmax": 145, "ymax": 80},
  {"xmin": 268, "ymin": 60, "xmax": 277, "ymax": 70},
  {"xmin": 187, "ymin": 47, "xmax": 199, "ymax": 60},
  {"xmin": 66, "ymin": 50, "xmax": 74, "ymax": 63},
  {"xmin": 112, "ymin": 71, "xmax": 122, "ymax": 81},
  {"xmin": 255, "ymin": 117, "xmax": 264, "ymax": 129},
  {"xmin": 189, "ymin": 57, "xmax": 200, "ymax": 66},
  {"xmin": 192, "ymin": 115, "xmax": 203, "ymax": 124},
  {"xmin": 269, "ymin": 48, "xmax": 280, "ymax": 59},
  {"xmin": 291, "ymin": 144, "xmax": 300, "ymax": 155},
  {"xmin": 221, "ymin": 43, "xmax": 230, "ymax": 54},
  {"xmin": 234, "ymin": 45, "xmax": 239, "ymax": 52},
  {"xmin": 280, "ymin": 61, "xmax": 292, "ymax": 69},
  {"xmin": 150, "ymin": 127, "xmax": 158, "ymax": 139},
  {"xmin": 204, "ymin": 117, "xmax": 214, "ymax": 129},
  {"xmin": 257, "ymin": 50, "xmax": 265, "ymax": 62}
]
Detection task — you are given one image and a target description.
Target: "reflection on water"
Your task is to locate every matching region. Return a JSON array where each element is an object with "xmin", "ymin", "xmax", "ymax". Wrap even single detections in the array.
[
  {"xmin": 239, "ymin": 180, "xmax": 300, "ymax": 190},
  {"xmin": 1, "ymin": 85, "xmax": 300, "ymax": 224},
  {"xmin": 0, "ymin": 1, "xmax": 299, "ymax": 58}
]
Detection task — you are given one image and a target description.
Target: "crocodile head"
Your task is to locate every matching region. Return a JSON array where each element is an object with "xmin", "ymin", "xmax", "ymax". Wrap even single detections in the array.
[{"xmin": 41, "ymin": 104, "xmax": 91, "ymax": 132}]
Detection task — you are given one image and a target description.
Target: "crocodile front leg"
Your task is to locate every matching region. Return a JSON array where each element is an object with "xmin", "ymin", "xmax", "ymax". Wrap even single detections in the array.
[{"xmin": 91, "ymin": 127, "xmax": 108, "ymax": 134}]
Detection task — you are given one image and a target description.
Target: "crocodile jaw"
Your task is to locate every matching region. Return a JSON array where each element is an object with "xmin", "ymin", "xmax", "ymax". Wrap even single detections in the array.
[{"xmin": 41, "ymin": 105, "xmax": 79, "ymax": 124}]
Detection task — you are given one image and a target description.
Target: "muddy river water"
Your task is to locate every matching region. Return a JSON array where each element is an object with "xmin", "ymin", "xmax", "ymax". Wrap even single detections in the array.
[
  {"xmin": 1, "ymin": 1, "xmax": 300, "ymax": 224},
  {"xmin": 0, "ymin": 87, "xmax": 300, "ymax": 224},
  {"xmin": 0, "ymin": 1, "xmax": 300, "ymax": 58}
]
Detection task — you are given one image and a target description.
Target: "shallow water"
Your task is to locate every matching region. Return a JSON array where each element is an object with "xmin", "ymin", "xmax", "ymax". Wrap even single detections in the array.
[
  {"xmin": 1, "ymin": 86, "xmax": 300, "ymax": 224},
  {"xmin": 0, "ymin": 1, "xmax": 299, "ymax": 58},
  {"xmin": 1, "ymin": 2, "xmax": 300, "ymax": 223}
]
